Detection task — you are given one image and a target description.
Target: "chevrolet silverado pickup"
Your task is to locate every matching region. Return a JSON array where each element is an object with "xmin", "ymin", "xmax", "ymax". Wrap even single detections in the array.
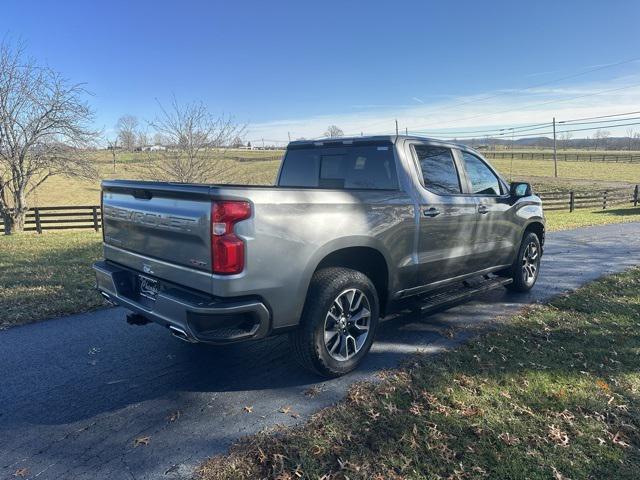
[{"xmin": 93, "ymin": 135, "xmax": 544, "ymax": 376}]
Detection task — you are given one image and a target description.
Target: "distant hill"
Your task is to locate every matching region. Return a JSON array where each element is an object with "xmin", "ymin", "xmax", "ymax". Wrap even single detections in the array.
[{"xmin": 453, "ymin": 136, "xmax": 638, "ymax": 150}]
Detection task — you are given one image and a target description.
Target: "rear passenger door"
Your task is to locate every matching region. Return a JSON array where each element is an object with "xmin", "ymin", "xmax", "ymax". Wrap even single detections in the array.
[
  {"xmin": 411, "ymin": 144, "xmax": 480, "ymax": 285},
  {"xmin": 457, "ymin": 150, "xmax": 516, "ymax": 269}
]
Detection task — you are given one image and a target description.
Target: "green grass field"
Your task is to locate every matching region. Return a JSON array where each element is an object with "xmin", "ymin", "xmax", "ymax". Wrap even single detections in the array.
[
  {"xmin": 29, "ymin": 150, "xmax": 282, "ymax": 206},
  {"xmin": 199, "ymin": 267, "xmax": 640, "ymax": 480},
  {"xmin": 0, "ymin": 230, "xmax": 104, "ymax": 329}
]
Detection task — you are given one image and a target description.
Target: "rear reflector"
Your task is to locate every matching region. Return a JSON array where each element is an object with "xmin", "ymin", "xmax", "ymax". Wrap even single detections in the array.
[{"xmin": 211, "ymin": 200, "xmax": 251, "ymax": 274}]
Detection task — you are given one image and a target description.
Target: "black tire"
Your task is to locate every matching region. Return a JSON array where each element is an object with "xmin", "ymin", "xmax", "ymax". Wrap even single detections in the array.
[
  {"xmin": 505, "ymin": 231, "xmax": 541, "ymax": 292},
  {"xmin": 290, "ymin": 267, "xmax": 380, "ymax": 377}
]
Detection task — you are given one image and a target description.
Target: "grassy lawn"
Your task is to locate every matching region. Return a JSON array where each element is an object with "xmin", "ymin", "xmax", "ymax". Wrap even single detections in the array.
[
  {"xmin": 199, "ymin": 267, "xmax": 640, "ymax": 480},
  {"xmin": 490, "ymin": 157, "xmax": 640, "ymax": 184},
  {"xmin": 545, "ymin": 206, "xmax": 640, "ymax": 232},
  {"xmin": 0, "ymin": 230, "xmax": 105, "ymax": 329}
]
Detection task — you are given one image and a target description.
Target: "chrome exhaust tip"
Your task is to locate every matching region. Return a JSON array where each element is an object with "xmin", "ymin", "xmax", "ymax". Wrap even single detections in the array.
[
  {"xmin": 100, "ymin": 291, "xmax": 115, "ymax": 305},
  {"xmin": 168, "ymin": 325, "xmax": 196, "ymax": 343}
]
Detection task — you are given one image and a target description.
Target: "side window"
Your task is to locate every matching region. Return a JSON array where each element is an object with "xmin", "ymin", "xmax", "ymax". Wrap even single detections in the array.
[
  {"xmin": 460, "ymin": 152, "xmax": 502, "ymax": 196},
  {"xmin": 413, "ymin": 145, "xmax": 461, "ymax": 195}
]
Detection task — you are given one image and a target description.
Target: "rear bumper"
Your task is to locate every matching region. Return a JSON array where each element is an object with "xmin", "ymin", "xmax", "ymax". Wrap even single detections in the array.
[{"xmin": 93, "ymin": 260, "xmax": 271, "ymax": 344}]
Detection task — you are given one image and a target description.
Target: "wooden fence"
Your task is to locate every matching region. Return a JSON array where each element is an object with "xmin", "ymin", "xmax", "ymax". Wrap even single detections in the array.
[
  {"xmin": 485, "ymin": 151, "xmax": 640, "ymax": 163},
  {"xmin": 539, "ymin": 185, "xmax": 639, "ymax": 212},
  {"xmin": 0, "ymin": 205, "xmax": 101, "ymax": 234},
  {"xmin": 0, "ymin": 186, "xmax": 638, "ymax": 233}
]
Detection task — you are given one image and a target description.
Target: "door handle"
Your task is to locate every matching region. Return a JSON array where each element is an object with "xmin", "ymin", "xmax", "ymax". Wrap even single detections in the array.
[
  {"xmin": 423, "ymin": 207, "xmax": 441, "ymax": 217},
  {"xmin": 477, "ymin": 205, "xmax": 489, "ymax": 214}
]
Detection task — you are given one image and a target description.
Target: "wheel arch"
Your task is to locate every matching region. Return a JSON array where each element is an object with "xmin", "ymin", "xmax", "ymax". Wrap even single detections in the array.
[
  {"xmin": 303, "ymin": 238, "xmax": 392, "ymax": 317},
  {"xmin": 524, "ymin": 220, "xmax": 545, "ymax": 247}
]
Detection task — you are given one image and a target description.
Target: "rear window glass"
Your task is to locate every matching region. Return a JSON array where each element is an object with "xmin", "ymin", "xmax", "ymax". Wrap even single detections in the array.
[{"xmin": 278, "ymin": 144, "xmax": 398, "ymax": 190}]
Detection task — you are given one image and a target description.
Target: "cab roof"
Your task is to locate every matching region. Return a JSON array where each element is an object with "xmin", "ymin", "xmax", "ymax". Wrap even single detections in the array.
[{"xmin": 287, "ymin": 135, "xmax": 470, "ymax": 151}]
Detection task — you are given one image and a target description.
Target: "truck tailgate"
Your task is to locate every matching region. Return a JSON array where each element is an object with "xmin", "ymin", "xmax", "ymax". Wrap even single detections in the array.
[{"xmin": 101, "ymin": 181, "xmax": 212, "ymax": 272}]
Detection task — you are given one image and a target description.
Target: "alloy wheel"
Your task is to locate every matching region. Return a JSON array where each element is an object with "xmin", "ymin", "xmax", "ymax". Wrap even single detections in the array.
[
  {"xmin": 522, "ymin": 241, "xmax": 539, "ymax": 286},
  {"xmin": 323, "ymin": 288, "xmax": 371, "ymax": 361}
]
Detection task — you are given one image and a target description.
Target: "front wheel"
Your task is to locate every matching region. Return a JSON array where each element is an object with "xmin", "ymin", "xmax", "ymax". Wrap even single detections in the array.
[
  {"xmin": 290, "ymin": 267, "xmax": 379, "ymax": 377},
  {"xmin": 505, "ymin": 231, "xmax": 541, "ymax": 292}
]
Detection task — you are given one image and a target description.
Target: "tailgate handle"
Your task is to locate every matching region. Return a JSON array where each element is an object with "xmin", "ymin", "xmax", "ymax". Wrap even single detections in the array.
[{"xmin": 132, "ymin": 189, "xmax": 153, "ymax": 200}]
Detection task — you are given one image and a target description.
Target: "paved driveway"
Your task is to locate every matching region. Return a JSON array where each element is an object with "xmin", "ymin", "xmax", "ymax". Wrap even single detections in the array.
[{"xmin": 1, "ymin": 222, "xmax": 639, "ymax": 479}]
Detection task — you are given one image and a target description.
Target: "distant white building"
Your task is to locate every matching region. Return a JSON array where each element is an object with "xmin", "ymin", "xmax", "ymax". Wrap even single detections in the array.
[{"xmin": 138, "ymin": 145, "xmax": 166, "ymax": 152}]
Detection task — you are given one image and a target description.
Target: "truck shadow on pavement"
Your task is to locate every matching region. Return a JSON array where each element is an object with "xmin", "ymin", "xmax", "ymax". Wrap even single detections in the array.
[{"xmin": 2, "ymin": 285, "xmax": 543, "ymax": 427}]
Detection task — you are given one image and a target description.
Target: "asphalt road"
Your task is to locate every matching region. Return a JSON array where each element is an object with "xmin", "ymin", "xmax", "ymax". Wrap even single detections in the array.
[{"xmin": 2, "ymin": 222, "xmax": 640, "ymax": 480}]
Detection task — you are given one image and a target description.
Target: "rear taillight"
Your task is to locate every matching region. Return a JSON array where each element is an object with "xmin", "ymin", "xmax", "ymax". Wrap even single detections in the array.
[{"xmin": 211, "ymin": 200, "xmax": 251, "ymax": 274}]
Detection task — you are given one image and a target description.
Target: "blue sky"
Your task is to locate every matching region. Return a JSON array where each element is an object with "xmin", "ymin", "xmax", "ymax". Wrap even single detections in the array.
[{"xmin": 3, "ymin": 0, "xmax": 640, "ymax": 143}]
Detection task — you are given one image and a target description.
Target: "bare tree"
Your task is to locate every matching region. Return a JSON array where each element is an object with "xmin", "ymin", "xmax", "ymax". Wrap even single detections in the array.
[
  {"xmin": 559, "ymin": 131, "xmax": 573, "ymax": 150},
  {"xmin": 152, "ymin": 132, "xmax": 167, "ymax": 146},
  {"xmin": 137, "ymin": 130, "xmax": 149, "ymax": 149},
  {"xmin": 230, "ymin": 135, "xmax": 245, "ymax": 148},
  {"xmin": 324, "ymin": 125, "xmax": 344, "ymax": 138},
  {"xmin": 626, "ymin": 128, "xmax": 635, "ymax": 151},
  {"xmin": 592, "ymin": 129, "xmax": 610, "ymax": 151},
  {"xmin": 0, "ymin": 39, "xmax": 98, "ymax": 234},
  {"xmin": 116, "ymin": 114, "xmax": 139, "ymax": 151},
  {"xmin": 144, "ymin": 97, "xmax": 245, "ymax": 183},
  {"xmin": 106, "ymin": 137, "xmax": 119, "ymax": 172}
]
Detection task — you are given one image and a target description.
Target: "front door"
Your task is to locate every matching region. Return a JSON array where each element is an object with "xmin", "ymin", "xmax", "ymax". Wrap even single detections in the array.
[
  {"xmin": 457, "ymin": 150, "xmax": 517, "ymax": 269},
  {"xmin": 412, "ymin": 143, "xmax": 480, "ymax": 285}
]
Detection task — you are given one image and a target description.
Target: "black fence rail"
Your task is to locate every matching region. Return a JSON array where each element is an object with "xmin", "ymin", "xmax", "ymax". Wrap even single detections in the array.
[
  {"xmin": 539, "ymin": 185, "xmax": 639, "ymax": 212},
  {"xmin": 0, "ymin": 205, "xmax": 101, "ymax": 234},
  {"xmin": 485, "ymin": 151, "xmax": 640, "ymax": 163}
]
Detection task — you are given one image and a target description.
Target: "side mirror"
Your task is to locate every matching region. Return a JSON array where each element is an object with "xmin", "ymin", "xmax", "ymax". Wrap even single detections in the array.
[{"xmin": 510, "ymin": 182, "xmax": 532, "ymax": 198}]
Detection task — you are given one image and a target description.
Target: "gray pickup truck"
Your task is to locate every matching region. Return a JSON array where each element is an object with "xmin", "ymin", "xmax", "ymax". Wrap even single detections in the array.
[{"xmin": 94, "ymin": 135, "xmax": 544, "ymax": 376}]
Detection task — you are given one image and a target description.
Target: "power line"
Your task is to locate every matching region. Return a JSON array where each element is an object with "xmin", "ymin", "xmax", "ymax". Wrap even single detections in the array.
[
  {"xmin": 410, "ymin": 121, "xmax": 551, "ymax": 136},
  {"xmin": 405, "ymin": 81, "xmax": 640, "ymax": 132},
  {"xmin": 415, "ymin": 112, "xmax": 640, "ymax": 140},
  {"xmin": 428, "ymin": 120, "xmax": 640, "ymax": 140},
  {"xmin": 412, "ymin": 122, "xmax": 553, "ymax": 138},
  {"xmin": 555, "ymin": 115, "xmax": 640, "ymax": 127},
  {"xmin": 559, "ymin": 110, "xmax": 640, "ymax": 123}
]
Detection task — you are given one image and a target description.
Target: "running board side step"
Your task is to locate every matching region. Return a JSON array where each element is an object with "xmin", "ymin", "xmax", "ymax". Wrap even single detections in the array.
[{"xmin": 417, "ymin": 276, "xmax": 513, "ymax": 314}]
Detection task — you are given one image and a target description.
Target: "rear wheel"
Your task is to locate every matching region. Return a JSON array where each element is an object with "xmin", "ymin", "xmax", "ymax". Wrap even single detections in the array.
[
  {"xmin": 290, "ymin": 267, "xmax": 379, "ymax": 377},
  {"xmin": 505, "ymin": 231, "xmax": 541, "ymax": 292}
]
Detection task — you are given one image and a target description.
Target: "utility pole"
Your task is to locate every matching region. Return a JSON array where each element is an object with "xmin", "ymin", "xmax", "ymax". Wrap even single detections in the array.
[
  {"xmin": 287, "ymin": 131, "xmax": 291, "ymax": 142},
  {"xmin": 262, "ymin": 137, "xmax": 265, "ymax": 150},
  {"xmin": 552, "ymin": 117, "xmax": 558, "ymax": 178},
  {"xmin": 405, "ymin": 127, "xmax": 408, "ymax": 135},
  {"xmin": 395, "ymin": 119, "xmax": 399, "ymax": 136}
]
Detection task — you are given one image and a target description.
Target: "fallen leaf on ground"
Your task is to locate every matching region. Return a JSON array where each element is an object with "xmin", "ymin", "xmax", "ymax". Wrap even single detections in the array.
[
  {"xmin": 134, "ymin": 436, "xmax": 151, "ymax": 447},
  {"xmin": 243, "ymin": 406, "xmax": 253, "ymax": 413},
  {"xmin": 14, "ymin": 468, "xmax": 28, "ymax": 477}
]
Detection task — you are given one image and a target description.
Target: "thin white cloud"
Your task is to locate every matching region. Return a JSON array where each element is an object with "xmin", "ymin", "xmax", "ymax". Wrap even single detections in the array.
[{"xmin": 247, "ymin": 75, "xmax": 640, "ymax": 144}]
